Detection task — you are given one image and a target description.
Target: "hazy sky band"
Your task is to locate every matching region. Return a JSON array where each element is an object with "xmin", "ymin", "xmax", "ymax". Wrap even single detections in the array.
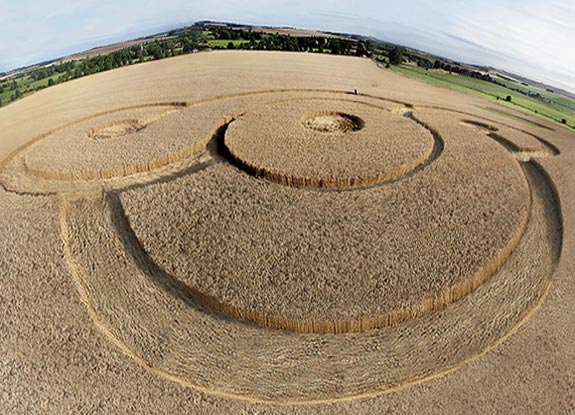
[{"xmin": 1, "ymin": 0, "xmax": 573, "ymax": 92}]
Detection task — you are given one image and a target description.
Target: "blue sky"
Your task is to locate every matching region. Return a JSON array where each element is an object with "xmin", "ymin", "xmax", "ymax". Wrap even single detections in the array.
[{"xmin": 1, "ymin": 0, "xmax": 573, "ymax": 92}]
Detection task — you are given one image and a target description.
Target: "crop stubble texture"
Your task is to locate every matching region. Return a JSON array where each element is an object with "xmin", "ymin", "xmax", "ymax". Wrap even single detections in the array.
[
  {"xmin": 0, "ymin": 51, "xmax": 570, "ymax": 412},
  {"xmin": 224, "ymin": 99, "xmax": 434, "ymax": 188},
  {"xmin": 123, "ymin": 108, "xmax": 530, "ymax": 331}
]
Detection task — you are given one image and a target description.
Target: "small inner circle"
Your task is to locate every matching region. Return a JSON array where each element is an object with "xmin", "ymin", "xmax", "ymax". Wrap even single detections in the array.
[
  {"xmin": 301, "ymin": 111, "xmax": 364, "ymax": 133},
  {"xmin": 86, "ymin": 119, "xmax": 145, "ymax": 140}
]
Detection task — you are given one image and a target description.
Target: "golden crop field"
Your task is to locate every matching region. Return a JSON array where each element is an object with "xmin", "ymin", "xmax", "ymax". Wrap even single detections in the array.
[{"xmin": 0, "ymin": 51, "xmax": 573, "ymax": 414}]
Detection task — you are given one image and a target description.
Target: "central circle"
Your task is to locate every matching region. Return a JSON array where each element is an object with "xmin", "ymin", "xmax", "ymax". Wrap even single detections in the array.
[
  {"xmin": 301, "ymin": 111, "xmax": 364, "ymax": 133},
  {"xmin": 224, "ymin": 99, "xmax": 436, "ymax": 189}
]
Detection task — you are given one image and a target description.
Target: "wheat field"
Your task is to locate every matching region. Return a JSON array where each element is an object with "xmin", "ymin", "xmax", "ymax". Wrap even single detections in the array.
[
  {"xmin": 224, "ymin": 98, "xmax": 435, "ymax": 188},
  {"xmin": 0, "ymin": 51, "xmax": 573, "ymax": 414}
]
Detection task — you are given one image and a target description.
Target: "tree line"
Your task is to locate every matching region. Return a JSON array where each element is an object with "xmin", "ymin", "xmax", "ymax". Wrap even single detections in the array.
[{"xmin": 207, "ymin": 27, "xmax": 369, "ymax": 56}]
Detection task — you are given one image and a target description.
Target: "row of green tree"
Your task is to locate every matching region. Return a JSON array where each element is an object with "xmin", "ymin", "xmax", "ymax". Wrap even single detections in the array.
[
  {"xmin": 208, "ymin": 27, "xmax": 369, "ymax": 57},
  {"xmin": 211, "ymin": 28, "xmax": 264, "ymax": 41},
  {"xmin": 376, "ymin": 45, "xmax": 509, "ymax": 87}
]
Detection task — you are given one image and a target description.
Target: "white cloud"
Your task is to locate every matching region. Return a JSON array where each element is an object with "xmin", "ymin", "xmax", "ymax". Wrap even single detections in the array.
[{"xmin": 445, "ymin": 0, "xmax": 575, "ymax": 91}]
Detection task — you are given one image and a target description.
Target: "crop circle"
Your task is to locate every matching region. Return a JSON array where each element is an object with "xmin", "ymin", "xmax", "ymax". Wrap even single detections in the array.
[
  {"xmin": 301, "ymin": 111, "xmax": 364, "ymax": 133},
  {"xmin": 224, "ymin": 98, "xmax": 437, "ymax": 189},
  {"xmin": 0, "ymin": 88, "xmax": 561, "ymax": 404},
  {"xmin": 128, "ymin": 123, "xmax": 530, "ymax": 333}
]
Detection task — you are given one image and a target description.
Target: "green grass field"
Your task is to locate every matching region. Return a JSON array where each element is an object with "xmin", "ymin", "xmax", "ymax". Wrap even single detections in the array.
[
  {"xmin": 481, "ymin": 107, "xmax": 553, "ymax": 130},
  {"xmin": 207, "ymin": 39, "xmax": 247, "ymax": 48},
  {"xmin": 390, "ymin": 63, "xmax": 575, "ymax": 130},
  {"xmin": 1, "ymin": 74, "xmax": 63, "ymax": 104},
  {"xmin": 202, "ymin": 30, "xmax": 215, "ymax": 40}
]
